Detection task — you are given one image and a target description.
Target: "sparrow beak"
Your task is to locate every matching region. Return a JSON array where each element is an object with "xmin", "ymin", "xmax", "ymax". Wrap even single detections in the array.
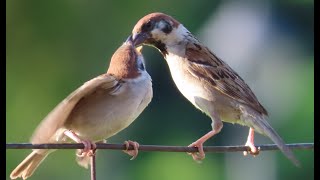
[
  {"xmin": 124, "ymin": 34, "xmax": 143, "ymax": 54},
  {"xmin": 132, "ymin": 32, "xmax": 151, "ymax": 47},
  {"xmin": 125, "ymin": 35, "xmax": 133, "ymax": 44}
]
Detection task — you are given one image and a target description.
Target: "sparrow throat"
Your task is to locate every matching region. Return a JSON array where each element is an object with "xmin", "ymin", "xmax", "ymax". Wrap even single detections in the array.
[{"xmin": 147, "ymin": 39, "xmax": 168, "ymax": 56}]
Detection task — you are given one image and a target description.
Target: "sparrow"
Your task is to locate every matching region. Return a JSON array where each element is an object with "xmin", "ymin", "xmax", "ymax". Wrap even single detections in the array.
[
  {"xmin": 130, "ymin": 12, "xmax": 299, "ymax": 166},
  {"xmin": 10, "ymin": 36, "xmax": 153, "ymax": 179}
]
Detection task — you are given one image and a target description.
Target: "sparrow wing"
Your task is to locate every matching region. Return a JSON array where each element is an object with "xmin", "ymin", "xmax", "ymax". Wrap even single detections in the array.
[
  {"xmin": 31, "ymin": 74, "xmax": 118, "ymax": 144},
  {"xmin": 186, "ymin": 43, "xmax": 268, "ymax": 115}
]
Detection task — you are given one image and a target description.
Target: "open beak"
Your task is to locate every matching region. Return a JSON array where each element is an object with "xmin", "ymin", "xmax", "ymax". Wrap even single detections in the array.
[{"xmin": 132, "ymin": 32, "xmax": 151, "ymax": 47}]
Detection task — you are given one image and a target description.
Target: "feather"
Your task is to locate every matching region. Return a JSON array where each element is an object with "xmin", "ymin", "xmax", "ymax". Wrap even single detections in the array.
[
  {"xmin": 185, "ymin": 42, "xmax": 268, "ymax": 115},
  {"xmin": 31, "ymin": 75, "xmax": 118, "ymax": 144}
]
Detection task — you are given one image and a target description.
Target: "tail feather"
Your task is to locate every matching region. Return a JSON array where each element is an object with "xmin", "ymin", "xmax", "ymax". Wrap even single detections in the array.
[
  {"xmin": 10, "ymin": 151, "xmax": 49, "ymax": 179},
  {"xmin": 248, "ymin": 116, "xmax": 300, "ymax": 167}
]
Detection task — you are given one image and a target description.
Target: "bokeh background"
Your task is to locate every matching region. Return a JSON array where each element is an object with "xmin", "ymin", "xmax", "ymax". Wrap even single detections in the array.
[{"xmin": 6, "ymin": 0, "xmax": 314, "ymax": 180}]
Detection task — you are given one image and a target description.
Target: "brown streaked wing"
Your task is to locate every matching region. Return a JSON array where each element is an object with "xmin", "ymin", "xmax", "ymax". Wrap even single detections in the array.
[
  {"xmin": 31, "ymin": 74, "xmax": 119, "ymax": 144},
  {"xmin": 185, "ymin": 42, "xmax": 268, "ymax": 115}
]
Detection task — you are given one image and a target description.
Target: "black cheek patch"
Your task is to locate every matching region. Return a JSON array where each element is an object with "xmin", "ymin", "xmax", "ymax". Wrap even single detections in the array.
[
  {"xmin": 162, "ymin": 24, "xmax": 172, "ymax": 34},
  {"xmin": 147, "ymin": 39, "xmax": 168, "ymax": 56}
]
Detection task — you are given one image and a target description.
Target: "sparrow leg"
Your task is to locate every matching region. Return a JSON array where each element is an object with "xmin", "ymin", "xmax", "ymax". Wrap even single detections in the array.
[
  {"xmin": 188, "ymin": 119, "xmax": 223, "ymax": 161},
  {"xmin": 123, "ymin": 140, "xmax": 139, "ymax": 160},
  {"xmin": 63, "ymin": 130, "xmax": 96, "ymax": 157},
  {"xmin": 243, "ymin": 128, "xmax": 259, "ymax": 156}
]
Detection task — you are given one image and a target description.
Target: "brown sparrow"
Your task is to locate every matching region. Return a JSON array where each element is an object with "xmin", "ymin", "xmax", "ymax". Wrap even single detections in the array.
[
  {"xmin": 131, "ymin": 12, "xmax": 299, "ymax": 166},
  {"xmin": 10, "ymin": 36, "xmax": 153, "ymax": 179}
]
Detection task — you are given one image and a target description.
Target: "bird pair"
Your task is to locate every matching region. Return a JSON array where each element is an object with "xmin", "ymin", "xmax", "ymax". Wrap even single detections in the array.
[{"xmin": 10, "ymin": 12, "xmax": 299, "ymax": 180}]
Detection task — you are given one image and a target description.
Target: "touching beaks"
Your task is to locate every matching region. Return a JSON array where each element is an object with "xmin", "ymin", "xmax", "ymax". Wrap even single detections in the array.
[
  {"xmin": 124, "ymin": 34, "xmax": 143, "ymax": 52},
  {"xmin": 132, "ymin": 32, "xmax": 151, "ymax": 47},
  {"xmin": 125, "ymin": 35, "xmax": 133, "ymax": 44}
]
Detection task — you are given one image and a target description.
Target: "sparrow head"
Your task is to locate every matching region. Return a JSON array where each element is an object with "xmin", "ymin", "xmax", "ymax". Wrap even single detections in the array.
[
  {"xmin": 132, "ymin": 12, "xmax": 186, "ymax": 55},
  {"xmin": 107, "ymin": 35, "xmax": 146, "ymax": 79}
]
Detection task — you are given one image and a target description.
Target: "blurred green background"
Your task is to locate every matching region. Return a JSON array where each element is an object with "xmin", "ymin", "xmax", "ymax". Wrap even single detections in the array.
[{"xmin": 6, "ymin": 0, "xmax": 313, "ymax": 180}]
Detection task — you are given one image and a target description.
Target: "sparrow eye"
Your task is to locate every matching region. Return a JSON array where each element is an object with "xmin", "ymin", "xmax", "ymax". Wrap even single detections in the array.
[{"xmin": 142, "ymin": 20, "xmax": 154, "ymax": 32}]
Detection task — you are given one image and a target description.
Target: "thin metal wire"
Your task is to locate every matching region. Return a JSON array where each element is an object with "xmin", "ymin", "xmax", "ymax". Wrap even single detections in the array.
[
  {"xmin": 6, "ymin": 143, "xmax": 314, "ymax": 152},
  {"xmin": 90, "ymin": 155, "xmax": 96, "ymax": 180},
  {"xmin": 7, "ymin": 142, "xmax": 313, "ymax": 180}
]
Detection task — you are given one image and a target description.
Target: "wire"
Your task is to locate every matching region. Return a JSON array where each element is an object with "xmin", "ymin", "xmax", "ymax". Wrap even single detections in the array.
[{"xmin": 6, "ymin": 143, "xmax": 314, "ymax": 152}]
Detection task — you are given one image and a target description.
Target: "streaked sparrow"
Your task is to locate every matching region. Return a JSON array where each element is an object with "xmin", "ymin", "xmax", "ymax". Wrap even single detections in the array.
[
  {"xmin": 10, "ymin": 36, "xmax": 153, "ymax": 179},
  {"xmin": 131, "ymin": 12, "xmax": 299, "ymax": 166}
]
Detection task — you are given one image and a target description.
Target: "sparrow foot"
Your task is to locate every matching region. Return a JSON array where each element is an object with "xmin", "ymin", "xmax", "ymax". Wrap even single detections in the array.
[
  {"xmin": 123, "ymin": 140, "xmax": 139, "ymax": 160},
  {"xmin": 188, "ymin": 141, "xmax": 205, "ymax": 162},
  {"xmin": 187, "ymin": 130, "xmax": 219, "ymax": 162},
  {"xmin": 77, "ymin": 140, "xmax": 97, "ymax": 157},
  {"xmin": 76, "ymin": 140, "xmax": 105, "ymax": 169},
  {"xmin": 243, "ymin": 141, "xmax": 260, "ymax": 156},
  {"xmin": 243, "ymin": 128, "xmax": 260, "ymax": 156},
  {"xmin": 63, "ymin": 130, "xmax": 97, "ymax": 157}
]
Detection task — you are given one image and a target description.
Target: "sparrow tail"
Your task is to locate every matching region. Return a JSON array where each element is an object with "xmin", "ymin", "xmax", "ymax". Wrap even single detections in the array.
[
  {"xmin": 247, "ymin": 116, "xmax": 300, "ymax": 167},
  {"xmin": 10, "ymin": 150, "xmax": 49, "ymax": 179}
]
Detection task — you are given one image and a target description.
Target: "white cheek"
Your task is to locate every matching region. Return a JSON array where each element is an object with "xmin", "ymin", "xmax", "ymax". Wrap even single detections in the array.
[
  {"xmin": 151, "ymin": 29, "xmax": 166, "ymax": 40},
  {"xmin": 151, "ymin": 24, "xmax": 189, "ymax": 46}
]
